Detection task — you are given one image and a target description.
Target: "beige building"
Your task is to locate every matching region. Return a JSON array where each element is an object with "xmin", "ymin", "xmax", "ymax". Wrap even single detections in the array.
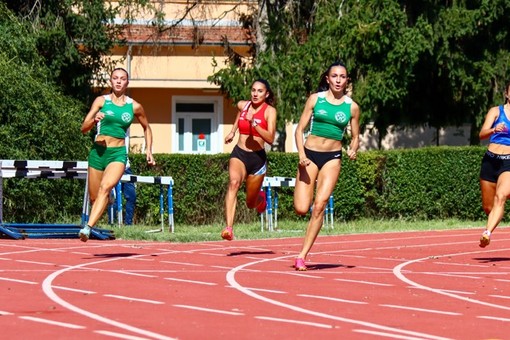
[{"xmin": 106, "ymin": 1, "xmax": 255, "ymax": 155}]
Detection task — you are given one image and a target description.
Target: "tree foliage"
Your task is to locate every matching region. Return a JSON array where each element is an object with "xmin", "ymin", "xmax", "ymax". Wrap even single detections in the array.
[
  {"xmin": 3, "ymin": 0, "xmax": 157, "ymax": 102},
  {"xmin": 209, "ymin": 0, "xmax": 510, "ymax": 148}
]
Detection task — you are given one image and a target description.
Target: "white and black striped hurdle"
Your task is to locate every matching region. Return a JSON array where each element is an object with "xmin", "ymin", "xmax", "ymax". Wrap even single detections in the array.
[
  {"xmin": 261, "ymin": 176, "xmax": 334, "ymax": 232},
  {"xmin": 0, "ymin": 160, "xmax": 175, "ymax": 237}
]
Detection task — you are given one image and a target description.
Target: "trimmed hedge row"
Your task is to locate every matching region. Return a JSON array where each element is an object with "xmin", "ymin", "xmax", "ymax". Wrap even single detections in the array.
[{"xmin": 2, "ymin": 146, "xmax": 487, "ymax": 226}]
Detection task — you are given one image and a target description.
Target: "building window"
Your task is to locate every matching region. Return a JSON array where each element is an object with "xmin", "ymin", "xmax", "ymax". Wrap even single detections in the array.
[{"xmin": 172, "ymin": 96, "xmax": 223, "ymax": 154}]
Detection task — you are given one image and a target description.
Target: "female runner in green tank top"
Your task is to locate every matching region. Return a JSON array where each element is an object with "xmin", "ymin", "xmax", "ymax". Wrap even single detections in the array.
[
  {"xmin": 79, "ymin": 68, "xmax": 155, "ymax": 241},
  {"xmin": 293, "ymin": 61, "xmax": 360, "ymax": 270}
]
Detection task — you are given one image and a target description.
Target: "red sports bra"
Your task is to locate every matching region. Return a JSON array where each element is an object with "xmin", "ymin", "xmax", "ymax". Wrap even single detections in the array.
[{"xmin": 238, "ymin": 101, "xmax": 268, "ymax": 137}]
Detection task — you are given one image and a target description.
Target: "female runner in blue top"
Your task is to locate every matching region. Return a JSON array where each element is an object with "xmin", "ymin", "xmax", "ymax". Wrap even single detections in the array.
[
  {"xmin": 293, "ymin": 61, "xmax": 360, "ymax": 270},
  {"xmin": 478, "ymin": 81, "xmax": 510, "ymax": 248},
  {"xmin": 79, "ymin": 68, "xmax": 155, "ymax": 241}
]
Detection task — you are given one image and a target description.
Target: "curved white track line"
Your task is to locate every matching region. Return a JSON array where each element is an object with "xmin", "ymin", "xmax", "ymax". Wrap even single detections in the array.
[
  {"xmin": 393, "ymin": 247, "xmax": 510, "ymax": 311},
  {"xmin": 42, "ymin": 257, "xmax": 175, "ymax": 340},
  {"xmin": 226, "ymin": 255, "xmax": 451, "ymax": 340}
]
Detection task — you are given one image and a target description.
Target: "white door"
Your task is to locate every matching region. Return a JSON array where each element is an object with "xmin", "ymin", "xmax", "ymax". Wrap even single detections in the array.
[{"xmin": 172, "ymin": 96, "xmax": 223, "ymax": 154}]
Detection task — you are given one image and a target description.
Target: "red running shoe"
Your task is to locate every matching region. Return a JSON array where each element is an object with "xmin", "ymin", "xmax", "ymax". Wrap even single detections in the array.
[{"xmin": 221, "ymin": 226, "xmax": 234, "ymax": 241}]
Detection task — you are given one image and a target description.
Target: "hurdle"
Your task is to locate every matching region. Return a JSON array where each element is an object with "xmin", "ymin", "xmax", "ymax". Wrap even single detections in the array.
[
  {"xmin": 0, "ymin": 160, "xmax": 175, "ymax": 239},
  {"xmin": 260, "ymin": 176, "xmax": 334, "ymax": 232}
]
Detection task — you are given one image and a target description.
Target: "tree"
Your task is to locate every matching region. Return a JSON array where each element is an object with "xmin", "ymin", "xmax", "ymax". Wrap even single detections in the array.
[
  {"xmin": 209, "ymin": 0, "xmax": 510, "ymax": 148},
  {"xmin": 3, "ymin": 0, "xmax": 157, "ymax": 103}
]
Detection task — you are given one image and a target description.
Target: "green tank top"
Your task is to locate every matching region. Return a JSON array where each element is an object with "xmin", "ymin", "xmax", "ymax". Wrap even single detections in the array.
[
  {"xmin": 97, "ymin": 95, "xmax": 134, "ymax": 139},
  {"xmin": 309, "ymin": 92, "xmax": 352, "ymax": 141}
]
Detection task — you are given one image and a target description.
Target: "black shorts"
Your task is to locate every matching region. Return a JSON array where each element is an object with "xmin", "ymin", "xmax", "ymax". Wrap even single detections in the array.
[
  {"xmin": 480, "ymin": 150, "xmax": 510, "ymax": 183},
  {"xmin": 230, "ymin": 145, "xmax": 267, "ymax": 175},
  {"xmin": 304, "ymin": 147, "xmax": 342, "ymax": 170}
]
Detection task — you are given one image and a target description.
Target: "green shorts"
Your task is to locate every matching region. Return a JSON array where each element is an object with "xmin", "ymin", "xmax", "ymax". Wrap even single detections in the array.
[{"xmin": 88, "ymin": 143, "xmax": 127, "ymax": 171}]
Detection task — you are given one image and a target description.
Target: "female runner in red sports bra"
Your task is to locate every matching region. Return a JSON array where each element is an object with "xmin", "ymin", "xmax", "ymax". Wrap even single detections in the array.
[{"xmin": 221, "ymin": 79, "xmax": 277, "ymax": 240}]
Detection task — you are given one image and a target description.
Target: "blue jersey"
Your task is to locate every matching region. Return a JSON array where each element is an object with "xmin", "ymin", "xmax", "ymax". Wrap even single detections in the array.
[{"xmin": 489, "ymin": 105, "xmax": 510, "ymax": 146}]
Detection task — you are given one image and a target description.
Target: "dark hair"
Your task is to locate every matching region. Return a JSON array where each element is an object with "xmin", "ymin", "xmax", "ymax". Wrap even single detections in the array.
[
  {"xmin": 316, "ymin": 61, "xmax": 348, "ymax": 92},
  {"xmin": 252, "ymin": 78, "xmax": 276, "ymax": 106},
  {"xmin": 506, "ymin": 81, "xmax": 510, "ymax": 104},
  {"xmin": 112, "ymin": 67, "xmax": 129, "ymax": 79}
]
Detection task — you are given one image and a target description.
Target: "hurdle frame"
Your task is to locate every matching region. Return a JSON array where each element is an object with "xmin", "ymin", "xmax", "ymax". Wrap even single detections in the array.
[
  {"xmin": 260, "ymin": 176, "xmax": 334, "ymax": 232},
  {"xmin": 0, "ymin": 160, "xmax": 175, "ymax": 239}
]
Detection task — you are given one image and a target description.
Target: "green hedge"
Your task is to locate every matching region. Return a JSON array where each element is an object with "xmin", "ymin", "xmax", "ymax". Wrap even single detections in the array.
[{"xmin": 1, "ymin": 146, "xmax": 488, "ymax": 226}]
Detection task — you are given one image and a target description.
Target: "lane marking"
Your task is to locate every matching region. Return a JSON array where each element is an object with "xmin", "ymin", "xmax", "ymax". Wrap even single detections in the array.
[
  {"xmin": 15, "ymin": 260, "xmax": 55, "ymax": 266},
  {"xmin": 110, "ymin": 270, "xmax": 158, "ymax": 278},
  {"xmin": 477, "ymin": 315, "xmax": 510, "ymax": 322},
  {"xmin": 164, "ymin": 277, "xmax": 217, "ymax": 286},
  {"xmin": 160, "ymin": 261, "xmax": 203, "ymax": 266},
  {"xmin": 19, "ymin": 316, "xmax": 85, "ymax": 329},
  {"xmin": 334, "ymin": 278, "xmax": 393, "ymax": 286},
  {"xmin": 298, "ymin": 294, "xmax": 368, "ymax": 305},
  {"xmin": 53, "ymin": 285, "xmax": 96, "ymax": 294},
  {"xmin": 104, "ymin": 294, "xmax": 164, "ymax": 305},
  {"xmin": 353, "ymin": 329, "xmax": 443, "ymax": 340},
  {"xmin": 95, "ymin": 330, "xmax": 153, "ymax": 339},
  {"xmin": 233, "ymin": 287, "xmax": 286, "ymax": 294},
  {"xmin": 173, "ymin": 304, "xmax": 244, "ymax": 315},
  {"xmin": 254, "ymin": 316, "xmax": 333, "ymax": 329},
  {"xmin": 0, "ymin": 277, "xmax": 37, "ymax": 284},
  {"xmin": 42, "ymin": 258, "xmax": 177, "ymax": 340},
  {"xmin": 0, "ymin": 310, "xmax": 14, "ymax": 315},
  {"xmin": 379, "ymin": 304, "xmax": 461, "ymax": 315},
  {"xmin": 226, "ymin": 255, "xmax": 451, "ymax": 340},
  {"xmin": 393, "ymin": 248, "xmax": 510, "ymax": 311}
]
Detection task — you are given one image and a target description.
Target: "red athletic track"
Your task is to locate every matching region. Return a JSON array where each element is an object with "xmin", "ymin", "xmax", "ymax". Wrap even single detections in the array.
[{"xmin": 1, "ymin": 227, "xmax": 509, "ymax": 340}]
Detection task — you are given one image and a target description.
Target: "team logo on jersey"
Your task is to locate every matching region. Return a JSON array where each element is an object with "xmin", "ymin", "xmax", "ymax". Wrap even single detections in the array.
[
  {"xmin": 122, "ymin": 112, "xmax": 132, "ymax": 122},
  {"xmin": 104, "ymin": 110, "xmax": 114, "ymax": 116},
  {"xmin": 316, "ymin": 109, "xmax": 328, "ymax": 116},
  {"xmin": 335, "ymin": 111, "xmax": 347, "ymax": 123}
]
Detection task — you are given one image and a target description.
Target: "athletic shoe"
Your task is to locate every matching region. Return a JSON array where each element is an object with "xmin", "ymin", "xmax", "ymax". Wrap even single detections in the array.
[
  {"xmin": 221, "ymin": 226, "xmax": 234, "ymax": 241},
  {"xmin": 294, "ymin": 258, "xmax": 307, "ymax": 271},
  {"xmin": 479, "ymin": 230, "xmax": 491, "ymax": 248},
  {"xmin": 256, "ymin": 190, "xmax": 267, "ymax": 214},
  {"xmin": 79, "ymin": 225, "xmax": 91, "ymax": 242}
]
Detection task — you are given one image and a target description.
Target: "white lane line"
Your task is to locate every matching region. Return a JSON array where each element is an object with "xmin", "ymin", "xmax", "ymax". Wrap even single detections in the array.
[
  {"xmin": 231, "ymin": 287, "xmax": 286, "ymax": 294},
  {"xmin": 495, "ymin": 279, "xmax": 510, "ymax": 282},
  {"xmin": 420, "ymin": 272, "xmax": 481, "ymax": 279},
  {"xmin": 354, "ymin": 329, "xmax": 440, "ymax": 340},
  {"xmin": 227, "ymin": 255, "xmax": 451, "ymax": 340},
  {"xmin": 110, "ymin": 270, "xmax": 158, "ymax": 278},
  {"xmin": 490, "ymin": 294, "xmax": 510, "ymax": 299},
  {"xmin": 334, "ymin": 278, "xmax": 393, "ymax": 286},
  {"xmin": 298, "ymin": 294, "xmax": 368, "ymax": 305},
  {"xmin": 104, "ymin": 294, "xmax": 164, "ymax": 305},
  {"xmin": 173, "ymin": 304, "xmax": 244, "ymax": 316},
  {"xmin": 95, "ymin": 330, "xmax": 153, "ymax": 339},
  {"xmin": 0, "ymin": 277, "xmax": 37, "ymax": 284},
  {"xmin": 477, "ymin": 315, "xmax": 510, "ymax": 322},
  {"xmin": 268, "ymin": 271, "xmax": 324, "ymax": 279},
  {"xmin": 432, "ymin": 261, "xmax": 487, "ymax": 268},
  {"xmin": 380, "ymin": 304, "xmax": 461, "ymax": 315},
  {"xmin": 393, "ymin": 248, "xmax": 510, "ymax": 311},
  {"xmin": 160, "ymin": 261, "xmax": 203, "ymax": 267},
  {"xmin": 42, "ymin": 258, "xmax": 177, "ymax": 340},
  {"xmin": 18, "ymin": 316, "xmax": 85, "ymax": 329},
  {"xmin": 198, "ymin": 252, "xmax": 225, "ymax": 257},
  {"xmin": 0, "ymin": 310, "xmax": 14, "ymax": 315},
  {"xmin": 53, "ymin": 285, "xmax": 96, "ymax": 294},
  {"xmin": 255, "ymin": 316, "xmax": 333, "ymax": 329},
  {"xmin": 16, "ymin": 260, "xmax": 55, "ymax": 266},
  {"xmin": 164, "ymin": 277, "xmax": 217, "ymax": 286}
]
